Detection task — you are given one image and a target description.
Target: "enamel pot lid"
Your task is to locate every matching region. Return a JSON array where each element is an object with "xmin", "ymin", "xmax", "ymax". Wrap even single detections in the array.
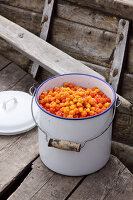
[{"xmin": 0, "ymin": 91, "xmax": 37, "ymax": 135}]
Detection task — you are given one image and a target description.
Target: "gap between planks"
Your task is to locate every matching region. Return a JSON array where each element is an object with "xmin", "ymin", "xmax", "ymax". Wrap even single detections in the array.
[{"xmin": 0, "ymin": 61, "xmax": 39, "ymax": 195}]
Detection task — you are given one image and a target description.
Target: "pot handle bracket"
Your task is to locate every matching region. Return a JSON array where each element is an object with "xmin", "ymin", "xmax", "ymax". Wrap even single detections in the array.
[{"xmin": 30, "ymin": 85, "xmax": 120, "ymax": 152}]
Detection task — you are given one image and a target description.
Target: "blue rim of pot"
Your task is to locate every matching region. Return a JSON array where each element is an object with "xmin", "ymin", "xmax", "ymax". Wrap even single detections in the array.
[{"xmin": 35, "ymin": 73, "xmax": 116, "ymax": 120}]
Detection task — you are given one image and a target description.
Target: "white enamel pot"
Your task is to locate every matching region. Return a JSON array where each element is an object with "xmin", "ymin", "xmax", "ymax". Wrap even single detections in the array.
[{"xmin": 33, "ymin": 74, "xmax": 116, "ymax": 176}]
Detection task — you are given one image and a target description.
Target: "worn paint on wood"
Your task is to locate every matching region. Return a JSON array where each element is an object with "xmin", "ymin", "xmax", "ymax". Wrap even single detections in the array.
[
  {"xmin": 0, "ymin": 15, "xmax": 105, "ymax": 80},
  {"xmin": 109, "ymin": 19, "xmax": 129, "ymax": 91},
  {"xmin": 8, "ymin": 156, "xmax": 133, "ymax": 200}
]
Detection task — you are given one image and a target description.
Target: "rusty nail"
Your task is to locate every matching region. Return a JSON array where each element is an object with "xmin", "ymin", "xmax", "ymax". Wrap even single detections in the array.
[
  {"xmin": 48, "ymin": 0, "xmax": 51, "ymax": 3},
  {"xmin": 122, "ymin": 20, "xmax": 126, "ymax": 27},
  {"xmin": 113, "ymin": 68, "xmax": 118, "ymax": 77},
  {"xmin": 119, "ymin": 33, "xmax": 124, "ymax": 43},
  {"xmin": 43, "ymin": 15, "xmax": 48, "ymax": 23},
  {"xmin": 18, "ymin": 33, "xmax": 24, "ymax": 38}
]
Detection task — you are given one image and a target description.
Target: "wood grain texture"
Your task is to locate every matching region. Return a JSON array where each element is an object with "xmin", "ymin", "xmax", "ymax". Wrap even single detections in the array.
[
  {"xmin": 31, "ymin": 0, "xmax": 55, "ymax": 78},
  {"xmin": 9, "ymin": 156, "xmax": 133, "ymax": 200},
  {"xmin": 109, "ymin": 19, "xmax": 129, "ymax": 92},
  {"xmin": 112, "ymin": 141, "xmax": 133, "ymax": 173},
  {"xmin": 57, "ymin": 0, "xmax": 119, "ymax": 33},
  {"xmin": 67, "ymin": 0, "xmax": 133, "ymax": 21},
  {"xmin": 50, "ymin": 18, "xmax": 116, "ymax": 67},
  {"xmin": 0, "ymin": 62, "xmax": 26, "ymax": 91},
  {"xmin": 127, "ymin": 37, "xmax": 133, "ymax": 73},
  {"xmin": 0, "ymin": 15, "xmax": 105, "ymax": 80},
  {"xmin": 8, "ymin": 158, "xmax": 83, "ymax": 200},
  {"xmin": 0, "ymin": 38, "xmax": 29, "ymax": 68},
  {"xmin": 113, "ymin": 111, "xmax": 133, "ymax": 146},
  {"xmin": 121, "ymin": 73, "xmax": 133, "ymax": 104},
  {"xmin": 0, "ymin": 0, "xmax": 45, "ymax": 13},
  {"xmin": 69, "ymin": 155, "xmax": 133, "ymax": 200},
  {"xmin": 0, "ymin": 62, "xmax": 39, "ymax": 194},
  {"xmin": 0, "ymin": 54, "xmax": 11, "ymax": 70},
  {"xmin": 0, "ymin": 4, "xmax": 42, "ymax": 35}
]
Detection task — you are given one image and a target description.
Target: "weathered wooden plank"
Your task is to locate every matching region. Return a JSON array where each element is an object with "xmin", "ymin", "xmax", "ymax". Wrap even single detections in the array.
[
  {"xmin": 0, "ymin": 54, "xmax": 11, "ymax": 70},
  {"xmin": 127, "ymin": 38, "xmax": 133, "ymax": 73},
  {"xmin": 109, "ymin": 19, "xmax": 129, "ymax": 91},
  {"xmin": 57, "ymin": 0, "xmax": 119, "ymax": 33},
  {"xmin": 50, "ymin": 18, "xmax": 116, "ymax": 67},
  {"xmin": 0, "ymin": 4, "xmax": 42, "ymax": 35},
  {"xmin": 81, "ymin": 61, "xmax": 133, "ymax": 146},
  {"xmin": 0, "ymin": 63, "xmax": 39, "ymax": 194},
  {"xmin": 0, "ymin": 38, "xmax": 29, "ymax": 68},
  {"xmin": 0, "ymin": 62, "xmax": 26, "ymax": 91},
  {"xmin": 112, "ymin": 141, "xmax": 133, "ymax": 173},
  {"xmin": 0, "ymin": 15, "xmax": 105, "ymax": 80},
  {"xmin": 81, "ymin": 60, "xmax": 133, "ymax": 115},
  {"xmin": 81, "ymin": 61, "xmax": 110, "ymax": 80},
  {"xmin": 67, "ymin": 0, "xmax": 133, "ymax": 21},
  {"xmin": 8, "ymin": 157, "xmax": 83, "ymax": 200},
  {"xmin": 0, "ymin": 128, "xmax": 38, "ymax": 194},
  {"xmin": 69, "ymin": 155, "xmax": 133, "ymax": 200},
  {"xmin": 121, "ymin": 73, "xmax": 133, "ymax": 104},
  {"xmin": 113, "ymin": 112, "xmax": 133, "ymax": 146},
  {"xmin": 0, "ymin": 0, "xmax": 45, "ymax": 13},
  {"xmin": 9, "ymin": 156, "xmax": 133, "ymax": 200},
  {"xmin": 31, "ymin": 0, "xmax": 55, "ymax": 78}
]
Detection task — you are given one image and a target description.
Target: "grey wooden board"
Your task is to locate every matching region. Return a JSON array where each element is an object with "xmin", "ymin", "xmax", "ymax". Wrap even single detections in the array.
[
  {"xmin": 0, "ymin": 3, "xmax": 42, "ymax": 35},
  {"xmin": 67, "ymin": 0, "xmax": 133, "ymax": 21},
  {"xmin": 109, "ymin": 19, "xmax": 129, "ymax": 92},
  {"xmin": 31, "ymin": 0, "xmax": 55, "ymax": 78},
  {"xmin": 50, "ymin": 17, "xmax": 116, "ymax": 68},
  {"xmin": 0, "ymin": 54, "xmax": 11, "ymax": 70},
  {"xmin": 57, "ymin": 0, "xmax": 119, "ymax": 33},
  {"xmin": 8, "ymin": 158, "xmax": 83, "ymax": 200},
  {"xmin": 0, "ymin": 38, "xmax": 30, "ymax": 68},
  {"xmin": 0, "ymin": 60, "xmax": 39, "ymax": 193},
  {"xmin": 69, "ymin": 155, "xmax": 133, "ymax": 200},
  {"xmin": 112, "ymin": 141, "xmax": 133, "ymax": 173},
  {"xmin": 0, "ymin": 62, "xmax": 26, "ymax": 91},
  {"xmin": 0, "ymin": 0, "xmax": 45, "ymax": 13},
  {"xmin": 8, "ymin": 155, "xmax": 133, "ymax": 200},
  {"xmin": 0, "ymin": 15, "xmax": 105, "ymax": 80}
]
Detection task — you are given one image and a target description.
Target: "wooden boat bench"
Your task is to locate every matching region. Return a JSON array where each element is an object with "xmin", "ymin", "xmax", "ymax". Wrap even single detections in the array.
[{"xmin": 0, "ymin": 55, "xmax": 133, "ymax": 200}]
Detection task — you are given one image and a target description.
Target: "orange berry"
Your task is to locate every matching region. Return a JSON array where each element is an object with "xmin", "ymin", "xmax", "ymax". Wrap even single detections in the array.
[
  {"xmin": 67, "ymin": 114, "xmax": 73, "ymax": 118},
  {"xmin": 70, "ymin": 105, "xmax": 76, "ymax": 110},
  {"xmin": 79, "ymin": 107, "xmax": 83, "ymax": 112},
  {"xmin": 69, "ymin": 110, "xmax": 75, "ymax": 115},
  {"xmin": 104, "ymin": 103, "xmax": 111, "ymax": 108},
  {"xmin": 91, "ymin": 107, "xmax": 95, "ymax": 111},
  {"xmin": 70, "ymin": 101, "xmax": 74, "ymax": 105},
  {"xmin": 81, "ymin": 111, "xmax": 87, "ymax": 117},
  {"xmin": 86, "ymin": 108, "xmax": 90, "ymax": 113},
  {"xmin": 77, "ymin": 102, "xmax": 82, "ymax": 107}
]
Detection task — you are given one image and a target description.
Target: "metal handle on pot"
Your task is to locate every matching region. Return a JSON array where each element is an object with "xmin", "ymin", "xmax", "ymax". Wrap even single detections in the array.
[{"xmin": 30, "ymin": 85, "xmax": 121, "ymax": 152}]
